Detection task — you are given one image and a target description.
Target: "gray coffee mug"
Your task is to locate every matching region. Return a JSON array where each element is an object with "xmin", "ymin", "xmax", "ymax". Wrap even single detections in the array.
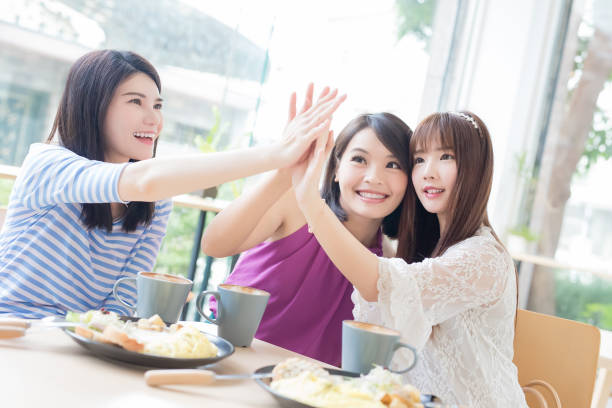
[
  {"xmin": 342, "ymin": 320, "xmax": 417, "ymax": 374},
  {"xmin": 196, "ymin": 284, "xmax": 270, "ymax": 347},
  {"xmin": 113, "ymin": 272, "xmax": 193, "ymax": 323}
]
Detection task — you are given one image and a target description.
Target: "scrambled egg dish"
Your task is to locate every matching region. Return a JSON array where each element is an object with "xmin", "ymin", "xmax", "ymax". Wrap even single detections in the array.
[
  {"xmin": 271, "ymin": 362, "xmax": 422, "ymax": 408},
  {"xmin": 141, "ymin": 326, "xmax": 218, "ymax": 358},
  {"xmin": 67, "ymin": 310, "xmax": 217, "ymax": 358}
]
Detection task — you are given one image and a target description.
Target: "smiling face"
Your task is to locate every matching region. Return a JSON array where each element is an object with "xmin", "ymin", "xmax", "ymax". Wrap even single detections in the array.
[
  {"xmin": 411, "ymin": 137, "xmax": 458, "ymax": 232},
  {"xmin": 336, "ymin": 127, "xmax": 408, "ymax": 224},
  {"xmin": 102, "ymin": 72, "xmax": 163, "ymax": 163}
]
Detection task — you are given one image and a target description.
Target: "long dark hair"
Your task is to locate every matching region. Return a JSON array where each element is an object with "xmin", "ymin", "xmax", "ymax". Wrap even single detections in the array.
[
  {"xmin": 47, "ymin": 50, "xmax": 160, "ymax": 232},
  {"xmin": 320, "ymin": 113, "xmax": 412, "ymax": 238},
  {"xmin": 397, "ymin": 111, "xmax": 501, "ymax": 262}
]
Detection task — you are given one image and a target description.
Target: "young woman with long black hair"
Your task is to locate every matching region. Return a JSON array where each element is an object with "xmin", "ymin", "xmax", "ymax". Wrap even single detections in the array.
[{"xmin": 0, "ymin": 50, "xmax": 344, "ymax": 318}]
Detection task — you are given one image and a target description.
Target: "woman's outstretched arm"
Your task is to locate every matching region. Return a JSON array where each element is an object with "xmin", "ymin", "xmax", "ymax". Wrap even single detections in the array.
[
  {"xmin": 291, "ymin": 131, "xmax": 380, "ymax": 301},
  {"xmin": 117, "ymin": 88, "xmax": 345, "ymax": 203},
  {"xmin": 202, "ymin": 85, "xmax": 332, "ymax": 257}
]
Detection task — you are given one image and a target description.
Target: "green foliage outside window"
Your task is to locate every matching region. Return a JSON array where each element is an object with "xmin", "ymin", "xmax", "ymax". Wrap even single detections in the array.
[
  {"xmin": 555, "ymin": 271, "xmax": 612, "ymax": 330},
  {"xmin": 0, "ymin": 179, "xmax": 14, "ymax": 205},
  {"xmin": 153, "ymin": 206, "xmax": 201, "ymax": 278},
  {"xmin": 154, "ymin": 106, "xmax": 242, "ymax": 281},
  {"xmin": 578, "ymin": 107, "xmax": 612, "ymax": 174},
  {"xmin": 395, "ymin": 0, "xmax": 437, "ymax": 47},
  {"xmin": 571, "ymin": 23, "xmax": 612, "ymax": 175}
]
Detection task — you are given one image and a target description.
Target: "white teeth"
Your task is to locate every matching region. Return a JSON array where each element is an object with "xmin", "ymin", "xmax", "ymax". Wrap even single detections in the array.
[
  {"xmin": 425, "ymin": 189, "xmax": 444, "ymax": 194},
  {"xmin": 358, "ymin": 191, "xmax": 386, "ymax": 199},
  {"xmin": 134, "ymin": 132, "xmax": 154, "ymax": 139}
]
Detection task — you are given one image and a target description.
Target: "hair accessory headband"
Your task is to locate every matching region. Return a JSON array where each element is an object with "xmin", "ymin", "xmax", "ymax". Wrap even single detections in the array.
[{"xmin": 450, "ymin": 112, "xmax": 479, "ymax": 130}]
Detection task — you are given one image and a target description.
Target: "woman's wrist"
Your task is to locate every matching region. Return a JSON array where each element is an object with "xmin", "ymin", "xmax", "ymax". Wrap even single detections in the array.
[
  {"xmin": 301, "ymin": 195, "xmax": 327, "ymax": 234},
  {"xmin": 271, "ymin": 168, "xmax": 293, "ymax": 191},
  {"xmin": 272, "ymin": 139, "xmax": 297, "ymax": 169},
  {"xmin": 275, "ymin": 167, "xmax": 292, "ymax": 181},
  {"xmin": 263, "ymin": 142, "xmax": 285, "ymax": 168}
]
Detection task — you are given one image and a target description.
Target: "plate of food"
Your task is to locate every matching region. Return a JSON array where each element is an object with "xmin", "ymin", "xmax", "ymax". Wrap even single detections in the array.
[
  {"xmin": 254, "ymin": 358, "xmax": 443, "ymax": 408},
  {"xmin": 63, "ymin": 310, "xmax": 234, "ymax": 368}
]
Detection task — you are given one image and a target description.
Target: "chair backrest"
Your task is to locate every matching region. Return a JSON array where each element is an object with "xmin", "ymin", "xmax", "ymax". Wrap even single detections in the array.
[{"xmin": 513, "ymin": 309, "xmax": 600, "ymax": 408}]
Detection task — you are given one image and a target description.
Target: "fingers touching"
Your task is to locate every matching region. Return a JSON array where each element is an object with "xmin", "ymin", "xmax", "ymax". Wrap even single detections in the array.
[
  {"xmin": 306, "ymin": 91, "xmax": 346, "ymax": 126},
  {"xmin": 307, "ymin": 118, "xmax": 331, "ymax": 144},
  {"xmin": 289, "ymin": 83, "xmax": 346, "ymax": 128},
  {"xmin": 299, "ymin": 83, "xmax": 315, "ymax": 115},
  {"xmin": 288, "ymin": 92, "xmax": 297, "ymax": 122},
  {"xmin": 282, "ymin": 84, "xmax": 345, "ymax": 168},
  {"xmin": 315, "ymin": 86, "xmax": 330, "ymax": 104}
]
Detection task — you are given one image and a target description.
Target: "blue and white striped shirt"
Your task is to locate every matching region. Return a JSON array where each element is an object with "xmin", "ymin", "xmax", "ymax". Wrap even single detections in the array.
[{"xmin": 0, "ymin": 143, "xmax": 172, "ymax": 318}]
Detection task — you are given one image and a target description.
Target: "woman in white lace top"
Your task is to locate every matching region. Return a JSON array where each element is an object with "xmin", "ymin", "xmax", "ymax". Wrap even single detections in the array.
[{"xmin": 291, "ymin": 111, "xmax": 527, "ymax": 407}]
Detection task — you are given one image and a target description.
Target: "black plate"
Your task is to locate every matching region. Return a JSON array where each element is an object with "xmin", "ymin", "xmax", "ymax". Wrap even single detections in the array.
[
  {"xmin": 254, "ymin": 365, "xmax": 443, "ymax": 407},
  {"xmin": 63, "ymin": 316, "xmax": 234, "ymax": 368}
]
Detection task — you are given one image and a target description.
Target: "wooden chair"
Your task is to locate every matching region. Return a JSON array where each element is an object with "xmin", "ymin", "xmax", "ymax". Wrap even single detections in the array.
[
  {"xmin": 513, "ymin": 309, "xmax": 600, "ymax": 408},
  {"xmin": 591, "ymin": 329, "xmax": 612, "ymax": 408}
]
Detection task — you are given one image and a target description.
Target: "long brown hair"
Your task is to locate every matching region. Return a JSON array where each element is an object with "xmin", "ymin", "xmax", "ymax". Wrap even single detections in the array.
[
  {"xmin": 397, "ymin": 111, "xmax": 501, "ymax": 262},
  {"xmin": 47, "ymin": 50, "xmax": 160, "ymax": 232},
  {"xmin": 320, "ymin": 113, "xmax": 412, "ymax": 238}
]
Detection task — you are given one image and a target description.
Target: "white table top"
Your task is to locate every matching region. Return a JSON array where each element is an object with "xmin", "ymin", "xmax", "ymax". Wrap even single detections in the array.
[{"xmin": 1, "ymin": 322, "xmax": 314, "ymax": 408}]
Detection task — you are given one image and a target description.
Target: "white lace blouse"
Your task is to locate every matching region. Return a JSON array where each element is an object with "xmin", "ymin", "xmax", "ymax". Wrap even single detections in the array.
[{"xmin": 352, "ymin": 226, "xmax": 528, "ymax": 408}]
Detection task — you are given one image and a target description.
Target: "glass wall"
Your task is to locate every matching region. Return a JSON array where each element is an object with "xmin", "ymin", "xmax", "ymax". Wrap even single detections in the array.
[
  {"xmin": 512, "ymin": 0, "xmax": 612, "ymax": 327},
  {"xmin": 4, "ymin": 0, "xmax": 610, "ymax": 330},
  {"xmin": 555, "ymin": 0, "xmax": 612, "ymax": 271},
  {"xmin": 0, "ymin": 0, "xmax": 439, "ymax": 291}
]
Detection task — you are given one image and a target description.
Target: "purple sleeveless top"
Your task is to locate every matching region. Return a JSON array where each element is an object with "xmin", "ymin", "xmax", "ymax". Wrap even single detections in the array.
[{"xmin": 214, "ymin": 224, "xmax": 382, "ymax": 366}]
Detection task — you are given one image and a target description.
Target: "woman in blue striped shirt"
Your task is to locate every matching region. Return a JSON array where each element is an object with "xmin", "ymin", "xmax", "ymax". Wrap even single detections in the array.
[{"xmin": 0, "ymin": 50, "xmax": 344, "ymax": 318}]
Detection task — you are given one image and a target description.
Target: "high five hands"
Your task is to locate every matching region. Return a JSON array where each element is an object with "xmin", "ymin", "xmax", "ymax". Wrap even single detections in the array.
[
  {"xmin": 279, "ymin": 84, "xmax": 345, "ymax": 170},
  {"xmin": 291, "ymin": 113, "xmax": 335, "ymax": 209}
]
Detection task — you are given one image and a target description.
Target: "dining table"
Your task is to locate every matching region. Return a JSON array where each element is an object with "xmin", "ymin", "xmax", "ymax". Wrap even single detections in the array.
[{"xmin": 0, "ymin": 320, "xmax": 323, "ymax": 408}]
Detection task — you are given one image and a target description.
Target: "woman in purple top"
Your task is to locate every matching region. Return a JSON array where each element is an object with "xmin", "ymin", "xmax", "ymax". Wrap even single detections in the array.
[{"xmin": 202, "ymin": 85, "xmax": 412, "ymax": 365}]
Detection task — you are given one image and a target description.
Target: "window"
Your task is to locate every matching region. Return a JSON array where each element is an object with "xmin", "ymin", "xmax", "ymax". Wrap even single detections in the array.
[{"xmin": 0, "ymin": 0, "xmax": 439, "ymax": 295}]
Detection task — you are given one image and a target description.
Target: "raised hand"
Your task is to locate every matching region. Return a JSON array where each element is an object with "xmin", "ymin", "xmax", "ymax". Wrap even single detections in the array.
[
  {"xmin": 277, "ymin": 85, "xmax": 345, "ymax": 168},
  {"xmin": 288, "ymin": 83, "xmax": 313, "ymax": 122},
  {"xmin": 288, "ymin": 84, "xmax": 334, "ymax": 122},
  {"xmin": 291, "ymin": 125, "xmax": 334, "ymax": 207}
]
